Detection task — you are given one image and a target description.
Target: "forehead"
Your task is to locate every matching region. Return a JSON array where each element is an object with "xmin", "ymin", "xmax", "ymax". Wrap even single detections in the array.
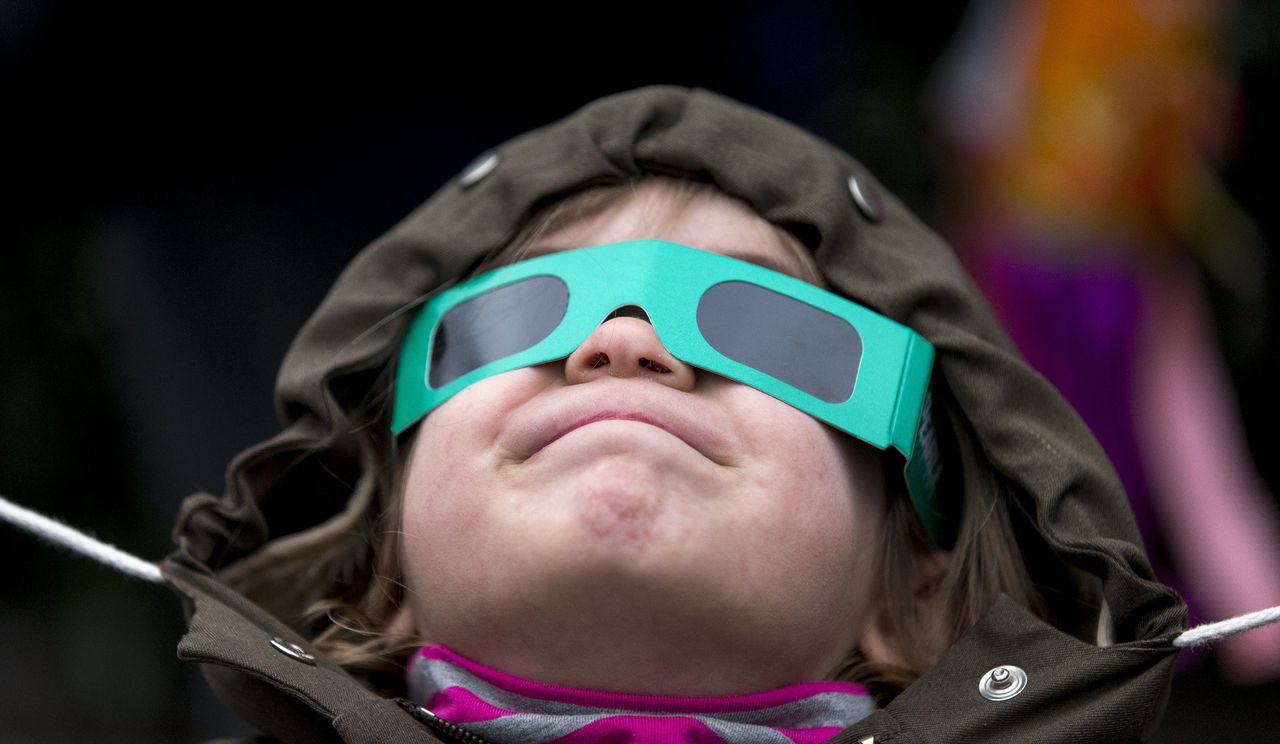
[{"xmin": 524, "ymin": 182, "xmax": 817, "ymax": 281}]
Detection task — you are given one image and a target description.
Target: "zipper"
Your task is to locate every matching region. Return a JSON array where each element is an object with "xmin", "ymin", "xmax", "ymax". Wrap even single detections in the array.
[{"xmin": 396, "ymin": 698, "xmax": 493, "ymax": 744}]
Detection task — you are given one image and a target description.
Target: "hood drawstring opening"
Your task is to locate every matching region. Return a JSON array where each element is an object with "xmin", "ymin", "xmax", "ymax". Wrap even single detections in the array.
[{"xmin": 1, "ymin": 490, "xmax": 1277, "ymax": 645}]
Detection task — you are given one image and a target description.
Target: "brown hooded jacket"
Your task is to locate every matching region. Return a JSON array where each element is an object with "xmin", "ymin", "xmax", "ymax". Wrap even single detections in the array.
[{"xmin": 163, "ymin": 86, "xmax": 1186, "ymax": 743}]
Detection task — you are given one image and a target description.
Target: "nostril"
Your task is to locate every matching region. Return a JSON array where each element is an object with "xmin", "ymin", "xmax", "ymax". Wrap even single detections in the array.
[
  {"xmin": 589, "ymin": 352, "xmax": 610, "ymax": 369},
  {"xmin": 640, "ymin": 358, "xmax": 670, "ymax": 373}
]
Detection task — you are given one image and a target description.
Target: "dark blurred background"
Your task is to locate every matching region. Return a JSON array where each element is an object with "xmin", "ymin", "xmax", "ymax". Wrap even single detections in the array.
[{"xmin": 4, "ymin": 1, "xmax": 1278, "ymax": 741}]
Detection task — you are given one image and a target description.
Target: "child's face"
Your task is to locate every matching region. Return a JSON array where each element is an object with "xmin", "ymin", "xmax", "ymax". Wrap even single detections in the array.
[{"xmin": 398, "ymin": 184, "xmax": 890, "ymax": 694}]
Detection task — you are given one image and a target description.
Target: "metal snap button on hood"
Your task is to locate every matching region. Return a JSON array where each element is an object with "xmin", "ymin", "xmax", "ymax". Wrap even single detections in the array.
[
  {"xmin": 847, "ymin": 172, "xmax": 883, "ymax": 222},
  {"xmin": 459, "ymin": 150, "xmax": 500, "ymax": 188},
  {"xmin": 979, "ymin": 665, "xmax": 1028, "ymax": 701},
  {"xmin": 269, "ymin": 636, "xmax": 316, "ymax": 665}
]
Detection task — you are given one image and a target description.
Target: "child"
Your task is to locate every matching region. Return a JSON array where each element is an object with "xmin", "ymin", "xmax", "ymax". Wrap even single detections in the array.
[{"xmin": 162, "ymin": 87, "xmax": 1187, "ymax": 743}]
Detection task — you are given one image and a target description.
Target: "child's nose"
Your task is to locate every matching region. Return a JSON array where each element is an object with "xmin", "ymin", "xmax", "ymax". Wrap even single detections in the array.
[{"xmin": 564, "ymin": 306, "xmax": 696, "ymax": 391}]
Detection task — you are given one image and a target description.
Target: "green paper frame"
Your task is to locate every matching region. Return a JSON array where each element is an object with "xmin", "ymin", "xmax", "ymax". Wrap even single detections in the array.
[{"xmin": 393, "ymin": 240, "xmax": 947, "ymax": 546}]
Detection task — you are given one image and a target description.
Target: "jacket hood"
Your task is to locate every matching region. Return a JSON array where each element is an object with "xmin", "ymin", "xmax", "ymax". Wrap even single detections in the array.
[{"xmin": 165, "ymin": 86, "xmax": 1186, "ymax": 742}]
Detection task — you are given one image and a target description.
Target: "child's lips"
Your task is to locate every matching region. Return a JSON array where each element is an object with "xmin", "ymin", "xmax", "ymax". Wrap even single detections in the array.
[{"xmin": 544, "ymin": 412, "xmax": 685, "ymax": 451}]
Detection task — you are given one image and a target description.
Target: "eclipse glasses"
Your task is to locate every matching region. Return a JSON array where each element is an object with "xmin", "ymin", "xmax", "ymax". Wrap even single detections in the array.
[{"xmin": 393, "ymin": 240, "xmax": 949, "ymax": 547}]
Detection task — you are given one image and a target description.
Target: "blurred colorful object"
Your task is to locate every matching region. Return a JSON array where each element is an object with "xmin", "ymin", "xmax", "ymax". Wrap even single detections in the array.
[{"xmin": 934, "ymin": 0, "xmax": 1280, "ymax": 683}]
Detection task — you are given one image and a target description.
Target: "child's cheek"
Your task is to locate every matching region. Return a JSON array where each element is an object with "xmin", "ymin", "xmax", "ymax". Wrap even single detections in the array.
[
  {"xmin": 729, "ymin": 386, "xmax": 879, "ymax": 565},
  {"xmin": 401, "ymin": 369, "xmax": 546, "ymax": 566}
]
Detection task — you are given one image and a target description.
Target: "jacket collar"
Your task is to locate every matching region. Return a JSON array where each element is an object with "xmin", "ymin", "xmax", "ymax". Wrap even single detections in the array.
[{"xmin": 164, "ymin": 556, "xmax": 1178, "ymax": 744}]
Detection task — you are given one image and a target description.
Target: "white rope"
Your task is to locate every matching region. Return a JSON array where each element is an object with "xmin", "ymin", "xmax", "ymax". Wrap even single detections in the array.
[
  {"xmin": 0, "ymin": 493, "xmax": 163, "ymax": 584},
  {"xmin": 1174, "ymin": 604, "xmax": 1280, "ymax": 648},
  {"xmin": 4, "ymin": 491, "xmax": 1280, "ymax": 645}
]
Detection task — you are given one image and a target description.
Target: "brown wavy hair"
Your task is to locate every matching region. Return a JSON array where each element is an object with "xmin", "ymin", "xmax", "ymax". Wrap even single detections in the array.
[{"xmin": 297, "ymin": 176, "xmax": 1049, "ymax": 704}]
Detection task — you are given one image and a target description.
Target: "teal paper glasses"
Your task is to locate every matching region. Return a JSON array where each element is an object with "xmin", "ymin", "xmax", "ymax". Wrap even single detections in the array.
[{"xmin": 393, "ymin": 240, "xmax": 948, "ymax": 547}]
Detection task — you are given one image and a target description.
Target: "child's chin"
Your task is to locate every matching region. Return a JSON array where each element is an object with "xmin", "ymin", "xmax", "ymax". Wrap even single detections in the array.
[{"xmin": 533, "ymin": 460, "xmax": 706, "ymax": 554}]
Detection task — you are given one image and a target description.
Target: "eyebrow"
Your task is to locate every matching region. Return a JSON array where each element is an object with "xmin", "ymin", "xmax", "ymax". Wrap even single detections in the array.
[{"xmin": 524, "ymin": 244, "xmax": 801, "ymax": 278}]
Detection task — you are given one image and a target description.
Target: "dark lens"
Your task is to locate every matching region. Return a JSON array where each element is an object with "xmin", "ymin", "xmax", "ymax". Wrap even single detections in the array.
[
  {"xmin": 696, "ymin": 281, "xmax": 861, "ymax": 402},
  {"xmin": 429, "ymin": 275, "xmax": 569, "ymax": 388}
]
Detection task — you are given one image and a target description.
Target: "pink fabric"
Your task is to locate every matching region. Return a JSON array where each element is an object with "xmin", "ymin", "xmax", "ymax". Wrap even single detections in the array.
[
  {"xmin": 552, "ymin": 717, "xmax": 753, "ymax": 744},
  {"xmin": 426, "ymin": 685, "xmax": 510, "ymax": 724},
  {"xmin": 1135, "ymin": 265, "xmax": 1280, "ymax": 684},
  {"xmin": 550, "ymin": 717, "xmax": 842, "ymax": 744},
  {"xmin": 406, "ymin": 645, "xmax": 875, "ymax": 743},
  {"xmin": 415, "ymin": 645, "xmax": 869, "ymax": 713}
]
